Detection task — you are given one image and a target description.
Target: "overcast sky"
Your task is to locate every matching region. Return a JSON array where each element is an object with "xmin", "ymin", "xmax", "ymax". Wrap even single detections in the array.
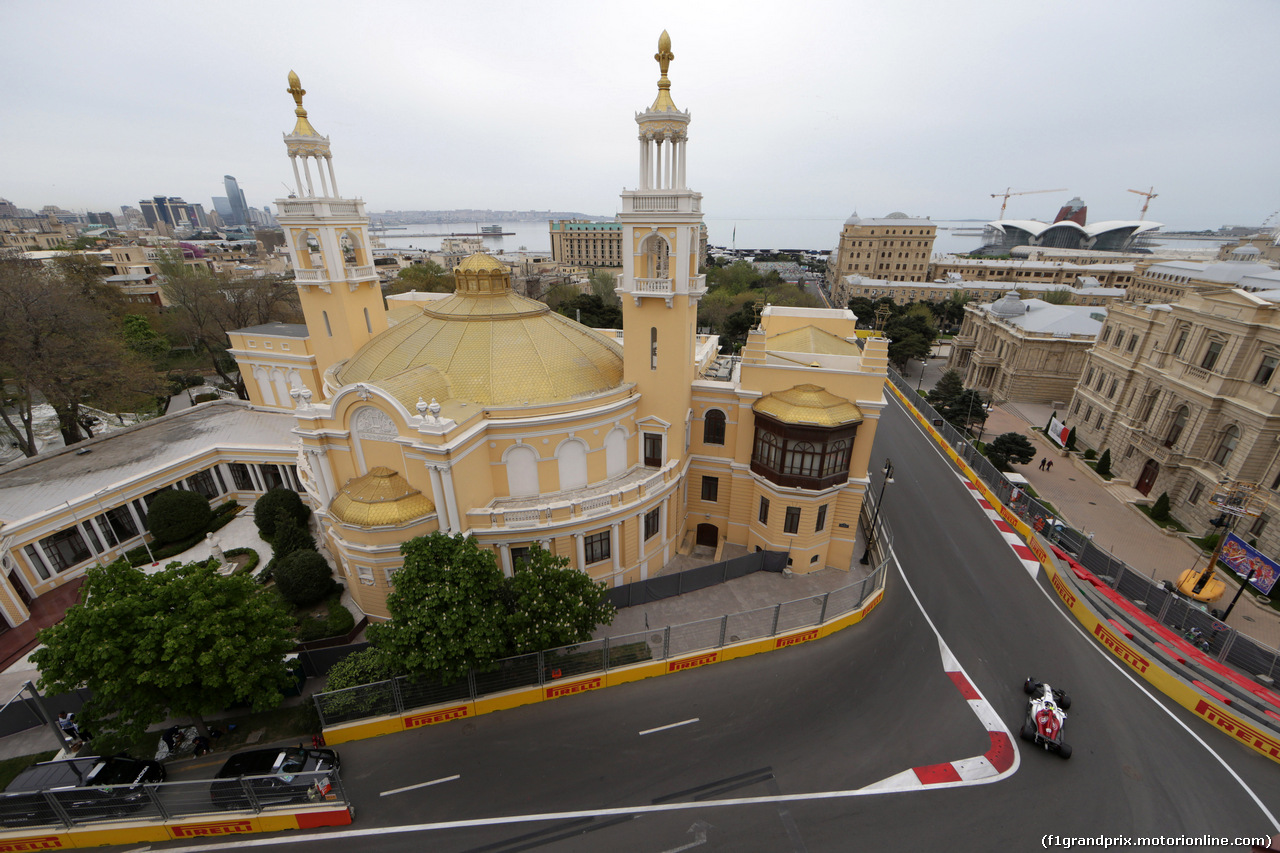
[{"xmin": 2, "ymin": 0, "xmax": 1277, "ymax": 232}]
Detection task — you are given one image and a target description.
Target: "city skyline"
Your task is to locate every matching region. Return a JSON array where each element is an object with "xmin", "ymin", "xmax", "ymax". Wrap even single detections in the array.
[{"xmin": 2, "ymin": 1, "xmax": 1277, "ymax": 232}]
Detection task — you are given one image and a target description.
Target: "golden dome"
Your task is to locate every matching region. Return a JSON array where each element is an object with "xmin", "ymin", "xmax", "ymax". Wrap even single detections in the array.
[
  {"xmin": 329, "ymin": 467, "xmax": 435, "ymax": 528},
  {"xmin": 754, "ymin": 385, "xmax": 864, "ymax": 427},
  {"xmin": 336, "ymin": 258, "xmax": 624, "ymax": 409}
]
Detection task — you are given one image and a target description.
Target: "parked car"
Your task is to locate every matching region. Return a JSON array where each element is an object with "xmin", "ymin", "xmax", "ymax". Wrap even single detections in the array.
[
  {"xmin": 0, "ymin": 754, "xmax": 165, "ymax": 828},
  {"xmin": 209, "ymin": 747, "xmax": 340, "ymax": 810}
]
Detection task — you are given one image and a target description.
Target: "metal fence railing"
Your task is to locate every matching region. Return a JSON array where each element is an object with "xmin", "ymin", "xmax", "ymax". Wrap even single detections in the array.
[
  {"xmin": 887, "ymin": 368, "xmax": 1280, "ymax": 683},
  {"xmin": 0, "ymin": 769, "xmax": 349, "ymax": 832},
  {"xmin": 313, "ymin": 536, "xmax": 891, "ymax": 730}
]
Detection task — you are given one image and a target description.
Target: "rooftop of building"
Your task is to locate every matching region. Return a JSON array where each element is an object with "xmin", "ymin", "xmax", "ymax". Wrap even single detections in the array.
[
  {"xmin": 975, "ymin": 293, "xmax": 1105, "ymax": 337},
  {"xmin": 231, "ymin": 322, "xmax": 310, "ymax": 338},
  {"xmin": 0, "ymin": 402, "xmax": 296, "ymax": 526}
]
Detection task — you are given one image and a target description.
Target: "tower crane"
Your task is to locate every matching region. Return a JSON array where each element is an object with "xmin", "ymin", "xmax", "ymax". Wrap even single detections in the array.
[
  {"xmin": 990, "ymin": 187, "xmax": 1067, "ymax": 220},
  {"xmin": 1127, "ymin": 186, "xmax": 1159, "ymax": 220}
]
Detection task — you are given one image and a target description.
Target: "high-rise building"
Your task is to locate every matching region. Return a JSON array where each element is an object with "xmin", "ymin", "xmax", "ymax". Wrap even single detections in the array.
[
  {"xmin": 825, "ymin": 212, "xmax": 937, "ymax": 295},
  {"xmin": 138, "ymin": 197, "xmax": 206, "ymax": 231},
  {"xmin": 224, "ymin": 175, "xmax": 249, "ymax": 226}
]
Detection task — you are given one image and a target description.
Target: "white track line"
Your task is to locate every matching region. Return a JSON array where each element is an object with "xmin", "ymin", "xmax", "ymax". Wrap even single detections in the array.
[
  {"xmin": 379, "ymin": 774, "xmax": 461, "ymax": 797},
  {"xmin": 639, "ymin": 717, "xmax": 699, "ymax": 736}
]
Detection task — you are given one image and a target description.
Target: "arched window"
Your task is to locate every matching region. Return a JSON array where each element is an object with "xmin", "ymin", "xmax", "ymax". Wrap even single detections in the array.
[
  {"xmin": 1212, "ymin": 426, "xmax": 1240, "ymax": 467},
  {"xmin": 642, "ymin": 233, "xmax": 670, "ymax": 280},
  {"xmin": 323, "ymin": 310, "xmax": 332, "ymax": 337},
  {"xmin": 703, "ymin": 410, "xmax": 726, "ymax": 445},
  {"xmin": 604, "ymin": 427, "xmax": 627, "ymax": 477},
  {"xmin": 505, "ymin": 445, "xmax": 539, "ymax": 497},
  {"xmin": 822, "ymin": 439, "xmax": 851, "ymax": 476},
  {"xmin": 557, "ymin": 439, "xmax": 588, "ymax": 491},
  {"xmin": 1165, "ymin": 406, "xmax": 1188, "ymax": 448},
  {"xmin": 783, "ymin": 441, "xmax": 821, "ymax": 477},
  {"xmin": 753, "ymin": 430, "xmax": 782, "ymax": 471}
]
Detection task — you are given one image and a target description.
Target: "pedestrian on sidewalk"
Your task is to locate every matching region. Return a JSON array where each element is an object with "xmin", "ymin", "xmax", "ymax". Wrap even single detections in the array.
[
  {"xmin": 1039, "ymin": 458, "xmax": 1047, "ymax": 471},
  {"xmin": 1046, "ymin": 460, "xmax": 1053, "ymax": 472}
]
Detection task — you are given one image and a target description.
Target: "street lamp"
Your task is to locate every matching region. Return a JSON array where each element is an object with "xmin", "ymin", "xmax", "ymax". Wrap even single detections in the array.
[
  {"xmin": 917, "ymin": 356, "xmax": 927, "ymax": 393},
  {"xmin": 860, "ymin": 458, "xmax": 895, "ymax": 565}
]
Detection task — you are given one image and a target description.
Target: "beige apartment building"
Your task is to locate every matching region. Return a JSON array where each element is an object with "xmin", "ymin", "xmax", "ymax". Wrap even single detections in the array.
[
  {"xmin": 826, "ymin": 213, "xmax": 936, "ymax": 289},
  {"xmin": 1068, "ymin": 287, "xmax": 1280, "ymax": 557},
  {"xmin": 549, "ymin": 219, "xmax": 708, "ymax": 270},
  {"xmin": 927, "ymin": 257, "xmax": 1135, "ymax": 289},
  {"xmin": 835, "ymin": 275, "xmax": 1127, "ymax": 310},
  {"xmin": 946, "ymin": 292, "xmax": 1103, "ymax": 405},
  {"xmin": 1127, "ymin": 259, "xmax": 1280, "ymax": 304}
]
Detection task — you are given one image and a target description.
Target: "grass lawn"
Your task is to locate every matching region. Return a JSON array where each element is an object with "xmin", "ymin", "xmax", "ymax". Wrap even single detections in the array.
[
  {"xmin": 1136, "ymin": 503, "xmax": 1188, "ymax": 533},
  {"xmin": 0, "ymin": 750, "xmax": 58, "ymax": 791}
]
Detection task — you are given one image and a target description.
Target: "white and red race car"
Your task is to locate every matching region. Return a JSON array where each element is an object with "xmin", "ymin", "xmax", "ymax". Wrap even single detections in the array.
[{"xmin": 1020, "ymin": 678, "xmax": 1072, "ymax": 759}]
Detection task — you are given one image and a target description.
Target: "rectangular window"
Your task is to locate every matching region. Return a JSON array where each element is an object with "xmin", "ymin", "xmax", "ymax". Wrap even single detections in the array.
[
  {"xmin": 584, "ymin": 530, "xmax": 611, "ymax": 564},
  {"xmin": 40, "ymin": 528, "xmax": 90, "ymax": 572},
  {"xmin": 1096, "ymin": 412, "xmax": 1105, "ymax": 429},
  {"xmin": 701, "ymin": 476, "xmax": 719, "ymax": 503},
  {"xmin": 1107, "ymin": 379, "xmax": 1118, "ymax": 399},
  {"xmin": 1113, "ymin": 332, "xmax": 1124, "ymax": 349},
  {"xmin": 1249, "ymin": 514, "xmax": 1270, "ymax": 538},
  {"xmin": 1099, "ymin": 326, "xmax": 1111, "ymax": 344},
  {"xmin": 1126, "ymin": 335, "xmax": 1138, "ymax": 353},
  {"xmin": 1254, "ymin": 355, "xmax": 1278, "ymax": 386},
  {"xmin": 1188, "ymin": 482, "xmax": 1203, "ymax": 504},
  {"xmin": 758, "ymin": 496, "xmax": 770, "ymax": 525},
  {"xmin": 1172, "ymin": 329, "xmax": 1188, "ymax": 356},
  {"xmin": 784, "ymin": 506, "xmax": 801, "ymax": 534},
  {"xmin": 105, "ymin": 505, "xmax": 139, "ymax": 541},
  {"xmin": 1084, "ymin": 405, "xmax": 1093, "ymax": 421},
  {"xmin": 643, "ymin": 433, "xmax": 662, "ymax": 467},
  {"xmin": 188, "ymin": 469, "xmax": 219, "ymax": 499},
  {"xmin": 23, "ymin": 545, "xmax": 50, "ymax": 581},
  {"xmin": 644, "ymin": 507, "xmax": 660, "ymax": 540},
  {"xmin": 228, "ymin": 463, "xmax": 254, "ymax": 491},
  {"xmin": 1201, "ymin": 340, "xmax": 1223, "ymax": 371},
  {"xmin": 510, "ymin": 546, "xmax": 530, "ymax": 569},
  {"xmin": 815, "ymin": 504, "xmax": 828, "ymax": 532}
]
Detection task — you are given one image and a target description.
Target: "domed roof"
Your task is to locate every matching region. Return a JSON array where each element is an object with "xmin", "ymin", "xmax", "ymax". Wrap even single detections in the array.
[
  {"xmin": 990, "ymin": 291, "xmax": 1028, "ymax": 318},
  {"xmin": 336, "ymin": 253, "xmax": 624, "ymax": 408},
  {"xmin": 329, "ymin": 467, "xmax": 435, "ymax": 527},
  {"xmin": 885, "ymin": 211, "xmax": 909, "ymax": 219},
  {"xmin": 844, "ymin": 212, "xmax": 861, "ymax": 225},
  {"xmin": 753, "ymin": 384, "xmax": 863, "ymax": 427}
]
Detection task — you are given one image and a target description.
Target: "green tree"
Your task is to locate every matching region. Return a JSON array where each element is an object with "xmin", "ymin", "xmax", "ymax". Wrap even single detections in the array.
[
  {"xmin": 1042, "ymin": 288, "xmax": 1074, "ymax": 305},
  {"xmin": 391, "ymin": 261, "xmax": 453, "ymax": 294},
  {"xmin": 1066, "ymin": 426, "xmax": 1078, "ymax": 451},
  {"xmin": 505, "ymin": 545, "xmax": 614, "ymax": 654},
  {"xmin": 264, "ymin": 511, "xmax": 317, "ymax": 579},
  {"xmin": 884, "ymin": 310, "xmax": 936, "ymax": 370},
  {"xmin": 146, "ymin": 489, "xmax": 213, "ymax": 544},
  {"xmin": 588, "ymin": 268, "xmax": 620, "ymax": 304},
  {"xmin": 938, "ymin": 389, "xmax": 988, "ymax": 434},
  {"xmin": 1151, "ymin": 491, "xmax": 1171, "ymax": 522},
  {"xmin": 273, "ymin": 549, "xmax": 334, "ymax": 608},
  {"xmin": 555, "ymin": 293, "xmax": 623, "ymax": 328},
  {"xmin": 253, "ymin": 487, "xmax": 310, "ymax": 539},
  {"xmin": 1096, "ymin": 448, "xmax": 1112, "ymax": 477},
  {"xmin": 121, "ymin": 314, "xmax": 170, "ymax": 361},
  {"xmin": 368, "ymin": 533, "xmax": 509, "ymax": 681},
  {"xmin": 324, "ymin": 648, "xmax": 397, "ymax": 691},
  {"xmin": 929, "ymin": 369, "xmax": 965, "ymax": 408},
  {"xmin": 986, "ymin": 432, "xmax": 1037, "ymax": 470},
  {"xmin": 32, "ymin": 559, "xmax": 295, "ymax": 751},
  {"xmin": 707, "ymin": 260, "xmax": 760, "ymax": 294}
]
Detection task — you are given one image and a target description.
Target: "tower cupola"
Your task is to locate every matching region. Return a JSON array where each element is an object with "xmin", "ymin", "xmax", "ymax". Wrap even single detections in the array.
[{"xmin": 284, "ymin": 71, "xmax": 340, "ymax": 199}]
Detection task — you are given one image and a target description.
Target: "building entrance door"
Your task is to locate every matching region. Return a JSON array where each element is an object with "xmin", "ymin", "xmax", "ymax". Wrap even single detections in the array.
[
  {"xmin": 1136, "ymin": 459, "xmax": 1160, "ymax": 495},
  {"xmin": 6, "ymin": 572, "xmax": 32, "ymax": 609},
  {"xmin": 696, "ymin": 523, "xmax": 719, "ymax": 548}
]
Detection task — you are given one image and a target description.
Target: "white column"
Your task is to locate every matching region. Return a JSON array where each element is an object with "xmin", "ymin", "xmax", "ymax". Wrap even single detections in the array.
[
  {"xmin": 665, "ymin": 136, "xmax": 673, "ymax": 188},
  {"xmin": 654, "ymin": 139, "xmax": 663, "ymax": 190},
  {"xmin": 426, "ymin": 465, "xmax": 446, "ymax": 530},
  {"xmin": 638, "ymin": 138, "xmax": 648, "ymax": 190},
  {"xmin": 301, "ymin": 157, "xmax": 315, "ymax": 197},
  {"xmin": 290, "ymin": 157, "xmax": 304, "ymax": 197},
  {"xmin": 439, "ymin": 466, "xmax": 462, "ymax": 533},
  {"xmin": 636, "ymin": 511, "xmax": 646, "ymax": 563},
  {"xmin": 610, "ymin": 522, "xmax": 621, "ymax": 579},
  {"xmin": 309, "ymin": 449, "xmax": 335, "ymax": 505},
  {"xmin": 29, "ymin": 541, "xmax": 57, "ymax": 580},
  {"xmin": 677, "ymin": 140, "xmax": 686, "ymax": 189},
  {"xmin": 89, "ymin": 516, "xmax": 113, "ymax": 552},
  {"xmin": 78, "ymin": 523, "xmax": 100, "ymax": 559},
  {"xmin": 573, "ymin": 532, "xmax": 586, "ymax": 572},
  {"xmin": 659, "ymin": 499, "xmax": 668, "ymax": 563},
  {"xmin": 126, "ymin": 501, "xmax": 145, "ymax": 535},
  {"xmin": 499, "ymin": 543, "xmax": 512, "ymax": 578},
  {"xmin": 325, "ymin": 156, "xmax": 339, "ymax": 198},
  {"xmin": 316, "ymin": 158, "xmax": 331, "ymax": 198}
]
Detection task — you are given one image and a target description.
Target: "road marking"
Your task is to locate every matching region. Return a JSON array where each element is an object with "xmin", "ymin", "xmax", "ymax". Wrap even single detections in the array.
[
  {"xmin": 379, "ymin": 774, "xmax": 460, "ymax": 797},
  {"xmin": 640, "ymin": 717, "xmax": 699, "ymax": 736}
]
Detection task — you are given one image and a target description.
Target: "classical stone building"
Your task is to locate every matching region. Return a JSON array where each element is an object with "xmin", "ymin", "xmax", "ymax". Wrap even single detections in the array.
[
  {"xmin": 0, "ymin": 34, "xmax": 890, "ymax": 637},
  {"xmin": 1126, "ymin": 260, "xmax": 1280, "ymax": 305},
  {"xmin": 549, "ymin": 220, "xmax": 624, "ymax": 268},
  {"xmin": 836, "ymin": 275, "xmax": 1127, "ymax": 310},
  {"xmin": 1066, "ymin": 287, "xmax": 1280, "ymax": 556},
  {"xmin": 926, "ymin": 257, "xmax": 1135, "ymax": 289},
  {"xmin": 825, "ymin": 213, "xmax": 936, "ymax": 290},
  {"xmin": 947, "ymin": 292, "xmax": 1104, "ymax": 405}
]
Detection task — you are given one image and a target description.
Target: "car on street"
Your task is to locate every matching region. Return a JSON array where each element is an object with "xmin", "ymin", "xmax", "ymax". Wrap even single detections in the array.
[
  {"xmin": 0, "ymin": 754, "xmax": 165, "ymax": 828},
  {"xmin": 209, "ymin": 746, "xmax": 340, "ymax": 811},
  {"xmin": 1021, "ymin": 677, "xmax": 1072, "ymax": 759}
]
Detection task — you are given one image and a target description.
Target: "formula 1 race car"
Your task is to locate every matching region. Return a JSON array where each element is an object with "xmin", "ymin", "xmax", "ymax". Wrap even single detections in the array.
[{"xmin": 1020, "ymin": 678, "xmax": 1072, "ymax": 759}]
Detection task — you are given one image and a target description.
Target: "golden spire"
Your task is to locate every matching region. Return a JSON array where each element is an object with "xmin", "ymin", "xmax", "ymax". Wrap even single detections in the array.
[
  {"xmin": 286, "ymin": 70, "xmax": 320, "ymax": 137},
  {"xmin": 650, "ymin": 30, "xmax": 677, "ymax": 112}
]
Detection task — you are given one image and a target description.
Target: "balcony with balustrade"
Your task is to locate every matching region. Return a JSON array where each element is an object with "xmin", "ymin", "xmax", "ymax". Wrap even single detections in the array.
[
  {"xmin": 276, "ymin": 199, "xmax": 364, "ymax": 218},
  {"xmin": 620, "ymin": 191, "xmax": 702, "ymax": 215}
]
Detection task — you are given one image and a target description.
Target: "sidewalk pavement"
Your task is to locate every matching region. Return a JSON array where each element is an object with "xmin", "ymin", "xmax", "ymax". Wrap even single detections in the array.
[{"xmin": 985, "ymin": 403, "xmax": 1280, "ymax": 651}]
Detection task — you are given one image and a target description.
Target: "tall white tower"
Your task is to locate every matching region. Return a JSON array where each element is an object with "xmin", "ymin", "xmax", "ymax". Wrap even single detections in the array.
[
  {"xmin": 275, "ymin": 71, "xmax": 387, "ymax": 390},
  {"xmin": 618, "ymin": 32, "xmax": 707, "ymax": 462}
]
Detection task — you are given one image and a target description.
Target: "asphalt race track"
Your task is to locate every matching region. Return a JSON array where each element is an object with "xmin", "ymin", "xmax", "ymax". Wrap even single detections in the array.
[{"xmin": 152, "ymin": 398, "xmax": 1280, "ymax": 852}]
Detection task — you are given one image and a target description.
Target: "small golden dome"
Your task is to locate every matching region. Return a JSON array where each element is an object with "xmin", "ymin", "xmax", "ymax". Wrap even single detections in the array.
[
  {"xmin": 455, "ymin": 252, "xmax": 508, "ymax": 273},
  {"xmin": 329, "ymin": 467, "xmax": 435, "ymax": 528},
  {"xmin": 754, "ymin": 385, "xmax": 864, "ymax": 427}
]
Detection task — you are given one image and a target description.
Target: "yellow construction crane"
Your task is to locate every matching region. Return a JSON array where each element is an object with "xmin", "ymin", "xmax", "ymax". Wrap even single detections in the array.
[
  {"xmin": 990, "ymin": 187, "xmax": 1067, "ymax": 219},
  {"xmin": 1127, "ymin": 187, "xmax": 1159, "ymax": 220}
]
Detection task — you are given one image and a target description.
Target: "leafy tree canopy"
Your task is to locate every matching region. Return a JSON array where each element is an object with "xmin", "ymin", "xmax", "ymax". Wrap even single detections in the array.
[
  {"xmin": 929, "ymin": 369, "xmax": 965, "ymax": 408},
  {"xmin": 391, "ymin": 261, "xmax": 454, "ymax": 294},
  {"xmin": 1042, "ymin": 288, "xmax": 1074, "ymax": 305},
  {"xmin": 555, "ymin": 293, "xmax": 622, "ymax": 329},
  {"xmin": 32, "ymin": 559, "xmax": 295, "ymax": 751},
  {"xmin": 938, "ymin": 388, "xmax": 989, "ymax": 433},
  {"xmin": 987, "ymin": 432, "xmax": 1036, "ymax": 470},
  {"xmin": 505, "ymin": 545, "xmax": 615, "ymax": 655}
]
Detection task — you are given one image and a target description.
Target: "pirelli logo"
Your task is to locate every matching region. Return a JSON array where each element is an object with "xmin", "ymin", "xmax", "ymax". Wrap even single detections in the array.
[
  {"xmin": 1051, "ymin": 572, "xmax": 1077, "ymax": 609},
  {"xmin": 404, "ymin": 705, "xmax": 470, "ymax": 728},
  {"xmin": 0, "ymin": 838, "xmax": 64, "ymax": 852},
  {"xmin": 776, "ymin": 629, "xmax": 820, "ymax": 649},
  {"xmin": 1093, "ymin": 623, "xmax": 1150, "ymax": 674},
  {"xmin": 1195, "ymin": 699, "xmax": 1280, "ymax": 760},
  {"xmin": 668, "ymin": 652, "xmax": 718, "ymax": 672},
  {"xmin": 1027, "ymin": 537, "xmax": 1049, "ymax": 565},
  {"xmin": 172, "ymin": 820, "xmax": 254, "ymax": 838},
  {"xmin": 545, "ymin": 677, "xmax": 602, "ymax": 699}
]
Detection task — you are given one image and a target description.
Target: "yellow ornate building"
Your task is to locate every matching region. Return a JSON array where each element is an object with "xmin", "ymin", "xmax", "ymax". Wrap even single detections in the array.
[{"xmin": 224, "ymin": 36, "xmax": 891, "ymax": 620}]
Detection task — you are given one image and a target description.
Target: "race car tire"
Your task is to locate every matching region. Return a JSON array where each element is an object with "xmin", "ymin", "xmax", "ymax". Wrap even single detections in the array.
[
  {"xmin": 1058, "ymin": 693, "xmax": 1071, "ymax": 710},
  {"xmin": 1023, "ymin": 679, "xmax": 1037, "ymax": 695},
  {"xmin": 1020, "ymin": 722, "xmax": 1036, "ymax": 742},
  {"xmin": 1057, "ymin": 742, "xmax": 1072, "ymax": 759}
]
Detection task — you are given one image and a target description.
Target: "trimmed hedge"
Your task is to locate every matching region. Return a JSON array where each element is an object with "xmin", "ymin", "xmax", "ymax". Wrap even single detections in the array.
[
  {"xmin": 146, "ymin": 490, "xmax": 213, "ymax": 544},
  {"xmin": 254, "ymin": 489, "xmax": 310, "ymax": 540},
  {"xmin": 297, "ymin": 596, "xmax": 356, "ymax": 642},
  {"xmin": 223, "ymin": 547, "xmax": 260, "ymax": 575},
  {"xmin": 274, "ymin": 549, "xmax": 336, "ymax": 608}
]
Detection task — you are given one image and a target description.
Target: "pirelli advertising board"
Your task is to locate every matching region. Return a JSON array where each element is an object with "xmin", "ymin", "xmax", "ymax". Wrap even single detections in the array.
[{"xmin": 0, "ymin": 808, "xmax": 353, "ymax": 849}]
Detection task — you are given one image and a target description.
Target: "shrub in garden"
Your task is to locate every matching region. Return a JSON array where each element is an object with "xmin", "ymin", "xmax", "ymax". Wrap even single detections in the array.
[
  {"xmin": 1150, "ymin": 492, "xmax": 1171, "ymax": 522},
  {"xmin": 1096, "ymin": 449, "xmax": 1112, "ymax": 477},
  {"xmin": 273, "ymin": 549, "xmax": 335, "ymax": 607},
  {"xmin": 1083, "ymin": 448, "xmax": 1096, "ymax": 461},
  {"xmin": 253, "ymin": 488, "xmax": 310, "ymax": 540},
  {"xmin": 146, "ymin": 490, "xmax": 213, "ymax": 544},
  {"xmin": 1066, "ymin": 427, "xmax": 1078, "ymax": 451},
  {"xmin": 324, "ymin": 648, "xmax": 398, "ymax": 692}
]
